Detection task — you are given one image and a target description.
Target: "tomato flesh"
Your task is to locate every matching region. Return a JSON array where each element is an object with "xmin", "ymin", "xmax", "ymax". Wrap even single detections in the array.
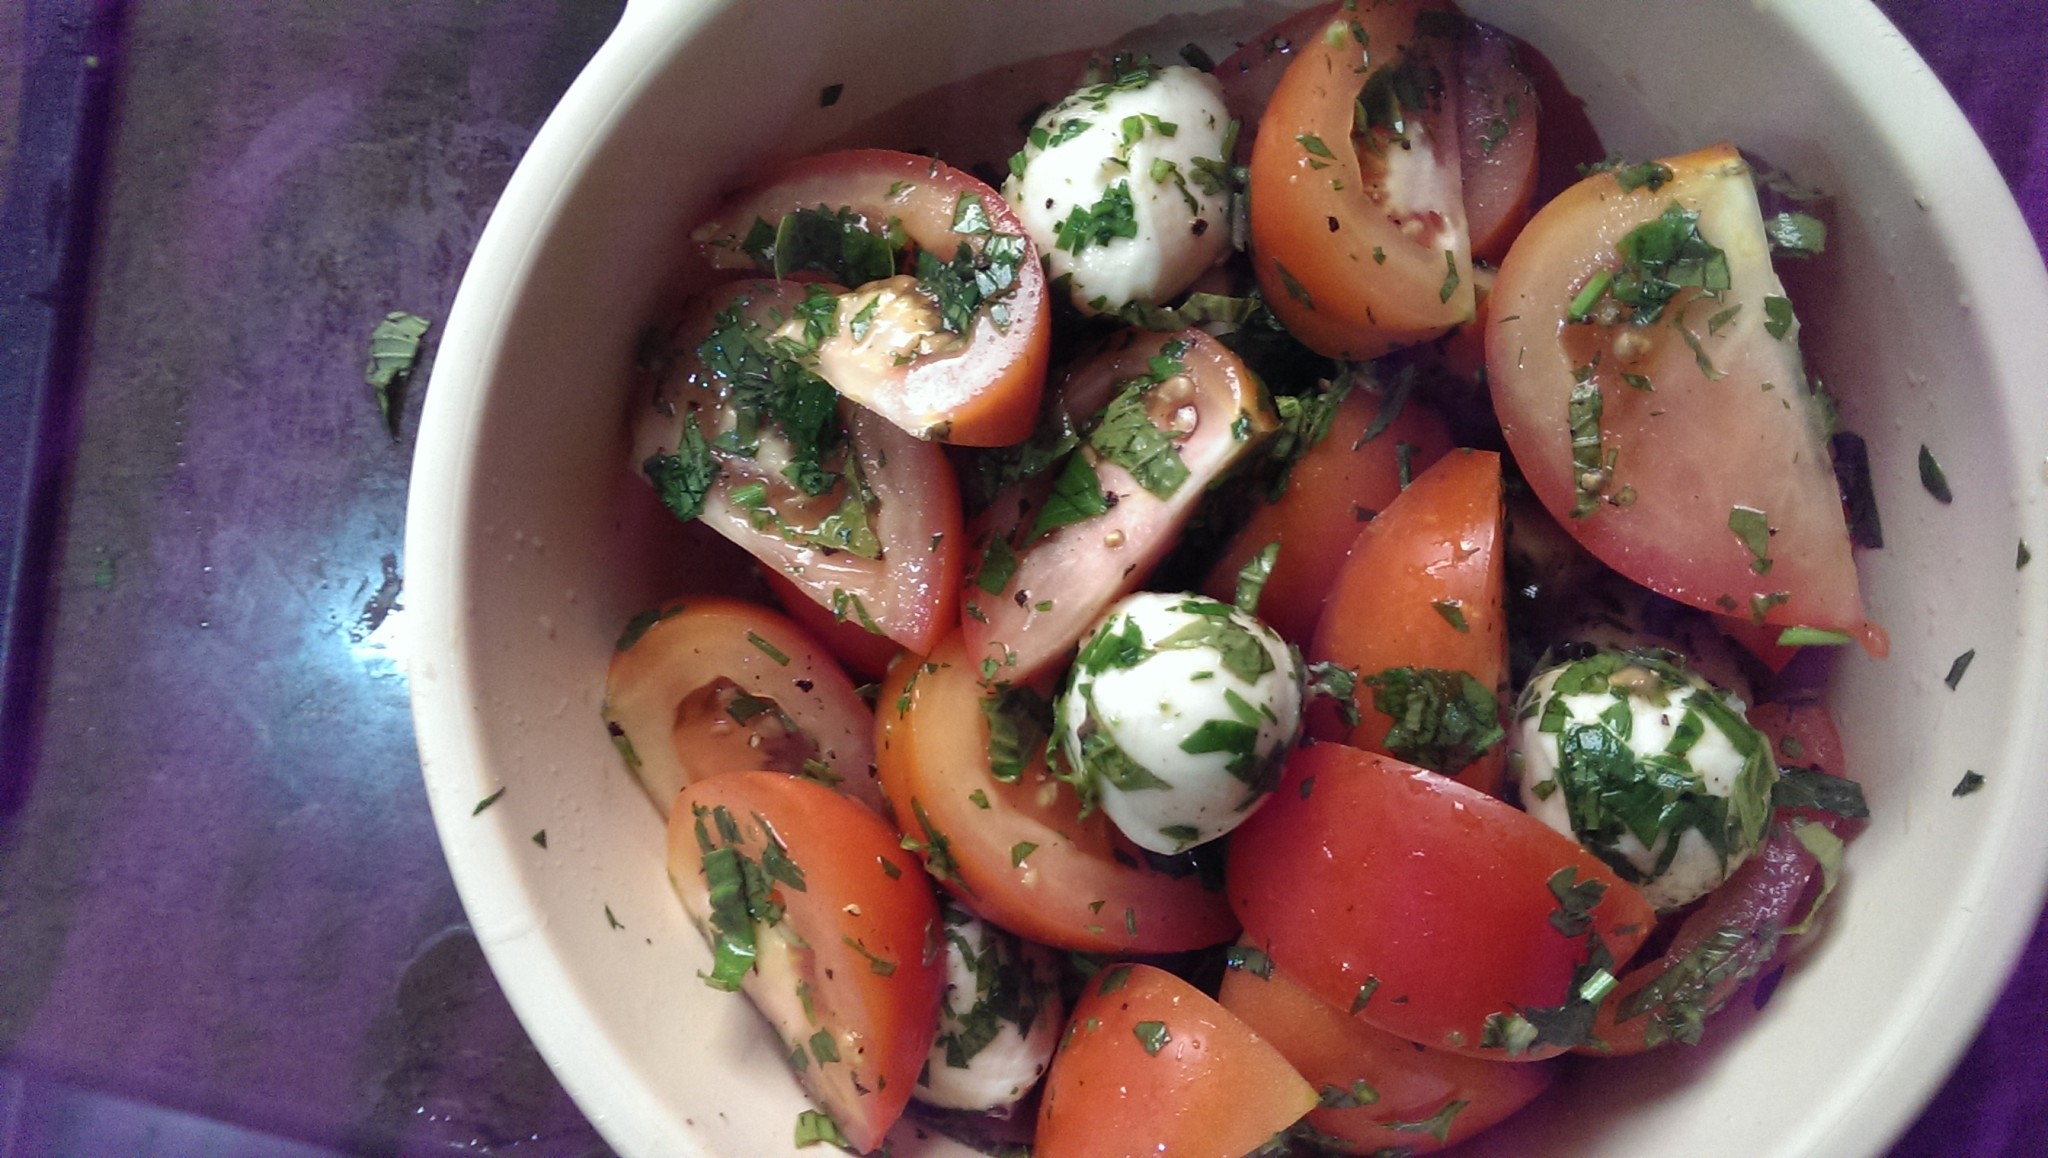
[
  {"xmin": 1200, "ymin": 385, "xmax": 1454, "ymax": 646},
  {"xmin": 1036, "ymin": 963, "xmax": 1318, "ymax": 1158},
  {"xmin": 667, "ymin": 772, "xmax": 945, "ymax": 1153},
  {"xmin": 1308, "ymin": 448, "xmax": 1509, "ymax": 795},
  {"xmin": 605, "ymin": 595, "xmax": 883, "ymax": 816},
  {"xmin": 876, "ymin": 634, "xmax": 1240, "ymax": 953},
  {"xmin": 693, "ymin": 149, "xmax": 1050, "ymax": 446},
  {"xmin": 1228, "ymin": 743, "xmax": 1655, "ymax": 1060},
  {"xmin": 1219, "ymin": 948, "xmax": 1553, "ymax": 1153},
  {"xmin": 1250, "ymin": 0, "xmax": 1476, "ymax": 359},
  {"xmin": 1488, "ymin": 143, "xmax": 1882, "ymax": 653}
]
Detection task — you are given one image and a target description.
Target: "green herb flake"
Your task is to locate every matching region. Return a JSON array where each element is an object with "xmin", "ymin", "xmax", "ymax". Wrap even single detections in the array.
[
  {"xmin": 1298, "ymin": 132, "xmax": 1336, "ymax": 159},
  {"xmin": 2020, "ymin": 540, "xmax": 2032, "ymax": 569},
  {"xmin": 1764, "ymin": 211, "xmax": 1827, "ymax": 257},
  {"xmin": 1273, "ymin": 258, "xmax": 1314, "ymax": 309},
  {"xmin": 1438, "ymin": 251, "xmax": 1462, "ymax": 304},
  {"xmin": 1954, "ymin": 770, "xmax": 1986, "ymax": 797},
  {"xmin": 643, "ymin": 418, "xmax": 721, "ymax": 524},
  {"xmin": 1133, "ymin": 1020, "xmax": 1172, "ymax": 1055},
  {"xmin": 1010, "ymin": 840, "xmax": 1038, "ymax": 866},
  {"xmin": 1776, "ymin": 626, "xmax": 1853, "ymax": 647},
  {"xmin": 1234, "ymin": 541, "xmax": 1281, "ymax": 616},
  {"xmin": 1770, "ymin": 767, "xmax": 1869, "ymax": 819},
  {"xmin": 1029, "ymin": 451, "xmax": 1114, "ymax": 539},
  {"xmin": 951, "ymin": 192, "xmax": 993, "ymax": 235},
  {"xmin": 472, "ymin": 787, "xmax": 506, "ymax": 816},
  {"xmin": 1611, "ymin": 160, "xmax": 1674, "ymax": 193},
  {"xmin": 1387, "ymin": 1099, "xmax": 1469, "ymax": 1145},
  {"xmin": 530, "ymin": 830, "xmax": 547, "ymax": 848},
  {"xmin": 746, "ymin": 631, "xmax": 792, "ymax": 665},
  {"xmin": 1944, "ymin": 648, "xmax": 1976, "ymax": 690},
  {"xmin": 1350, "ymin": 976, "xmax": 1381, "ymax": 1013},
  {"xmin": 1224, "ymin": 944, "xmax": 1275, "ymax": 978},
  {"xmin": 972, "ymin": 535, "xmax": 1020, "ymax": 595},
  {"xmin": 983, "ymin": 684, "xmax": 1052, "ymax": 782},
  {"xmin": 817, "ymin": 83, "xmax": 844, "ymax": 108},
  {"xmin": 1088, "ymin": 377, "xmax": 1191, "ymax": 499},
  {"xmin": 605, "ymin": 904, "xmax": 625, "ymax": 931},
  {"xmin": 1431, "ymin": 599, "xmax": 1469, "ymax": 633},
  {"xmin": 1763, "ymin": 295, "xmax": 1795, "ymax": 340},
  {"xmin": 1365, "ymin": 667, "xmax": 1501, "ymax": 775},
  {"xmin": 1319, "ymin": 1079, "xmax": 1380, "ymax": 1109},
  {"xmin": 364, "ymin": 311, "xmax": 431, "ymax": 438},
  {"xmin": 1918, "ymin": 445, "xmax": 1954, "ymax": 504},
  {"xmin": 1056, "ymin": 181, "xmax": 1140, "ymax": 255},
  {"xmin": 794, "ymin": 1108, "xmax": 851, "ymax": 1149},
  {"xmin": 1728, "ymin": 505, "xmax": 1773, "ymax": 575}
]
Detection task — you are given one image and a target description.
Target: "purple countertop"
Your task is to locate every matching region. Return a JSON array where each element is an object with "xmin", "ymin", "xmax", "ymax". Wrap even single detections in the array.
[{"xmin": 0, "ymin": 2, "xmax": 2041, "ymax": 1156}]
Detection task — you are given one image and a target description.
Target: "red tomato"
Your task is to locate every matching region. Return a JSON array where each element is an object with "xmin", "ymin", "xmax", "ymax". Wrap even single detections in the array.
[
  {"xmin": 1213, "ymin": 2, "xmax": 1339, "ymax": 149},
  {"xmin": 1227, "ymin": 743, "xmax": 1655, "ymax": 1061},
  {"xmin": 692, "ymin": 149, "xmax": 1050, "ymax": 446},
  {"xmin": 962, "ymin": 329, "xmax": 1277, "ymax": 684},
  {"xmin": 1250, "ymin": 0, "xmax": 1476, "ymax": 359},
  {"xmin": 634, "ymin": 279, "xmax": 965, "ymax": 655},
  {"xmin": 1218, "ymin": 947, "xmax": 1553, "ymax": 1153},
  {"xmin": 1036, "ymin": 963, "xmax": 1318, "ymax": 1158},
  {"xmin": 1583, "ymin": 701, "xmax": 1862, "ymax": 1055},
  {"xmin": 1488, "ymin": 143, "xmax": 1884, "ymax": 655},
  {"xmin": 875, "ymin": 634, "xmax": 1240, "ymax": 954},
  {"xmin": 667, "ymin": 772, "xmax": 945, "ymax": 1153},
  {"xmin": 1308, "ymin": 449, "xmax": 1509, "ymax": 794},
  {"xmin": 605, "ymin": 596, "xmax": 883, "ymax": 816},
  {"xmin": 760, "ymin": 565, "xmax": 905, "ymax": 679},
  {"xmin": 1200, "ymin": 385, "xmax": 1454, "ymax": 646},
  {"xmin": 1456, "ymin": 20, "xmax": 1540, "ymax": 264}
]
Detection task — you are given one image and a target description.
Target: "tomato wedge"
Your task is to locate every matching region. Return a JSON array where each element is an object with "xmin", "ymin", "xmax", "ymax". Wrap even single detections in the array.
[
  {"xmin": 1199, "ymin": 384, "xmax": 1454, "ymax": 646},
  {"xmin": 1250, "ymin": 0, "xmax": 1476, "ymax": 359},
  {"xmin": 1488, "ymin": 143, "xmax": 1883, "ymax": 654},
  {"xmin": 1218, "ymin": 947, "xmax": 1553, "ymax": 1153},
  {"xmin": 962, "ymin": 329, "xmax": 1277, "ymax": 684},
  {"xmin": 667, "ymin": 772, "xmax": 945, "ymax": 1153},
  {"xmin": 1584, "ymin": 701, "xmax": 1864, "ymax": 1055},
  {"xmin": 876, "ymin": 634, "xmax": 1240, "ymax": 954},
  {"xmin": 1455, "ymin": 19, "xmax": 1540, "ymax": 264},
  {"xmin": 1228, "ymin": 743, "xmax": 1655, "ymax": 1061},
  {"xmin": 760, "ymin": 565, "xmax": 906, "ymax": 679},
  {"xmin": 692, "ymin": 149, "xmax": 1050, "ymax": 446},
  {"xmin": 633, "ymin": 279, "xmax": 964, "ymax": 654},
  {"xmin": 1036, "ymin": 963, "xmax": 1318, "ymax": 1158},
  {"xmin": 1308, "ymin": 449, "xmax": 1508, "ymax": 794},
  {"xmin": 604, "ymin": 596, "xmax": 882, "ymax": 816}
]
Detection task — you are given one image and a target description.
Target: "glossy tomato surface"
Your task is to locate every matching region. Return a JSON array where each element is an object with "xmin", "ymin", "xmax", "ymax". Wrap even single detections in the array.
[
  {"xmin": 633, "ymin": 279, "xmax": 966, "ymax": 655},
  {"xmin": 1228, "ymin": 743, "xmax": 1654, "ymax": 1060},
  {"xmin": 963, "ymin": 328, "xmax": 1276, "ymax": 684},
  {"xmin": 604, "ymin": 595, "xmax": 882, "ymax": 815},
  {"xmin": 876, "ymin": 634, "xmax": 1240, "ymax": 954},
  {"xmin": 666, "ymin": 772, "xmax": 945, "ymax": 1153},
  {"xmin": 1201, "ymin": 385, "xmax": 1454, "ymax": 646},
  {"xmin": 1488, "ymin": 143, "xmax": 1881, "ymax": 652},
  {"xmin": 1036, "ymin": 963, "xmax": 1317, "ymax": 1158},
  {"xmin": 1250, "ymin": 0, "xmax": 1476, "ymax": 359},
  {"xmin": 1309, "ymin": 448, "xmax": 1508, "ymax": 794},
  {"xmin": 1219, "ymin": 948, "xmax": 1553, "ymax": 1153},
  {"xmin": 693, "ymin": 149, "xmax": 1050, "ymax": 446}
]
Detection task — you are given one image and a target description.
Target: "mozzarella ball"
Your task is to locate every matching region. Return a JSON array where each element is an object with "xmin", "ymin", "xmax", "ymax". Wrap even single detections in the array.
[
  {"xmin": 914, "ymin": 905, "xmax": 1064, "ymax": 1113},
  {"xmin": 1513, "ymin": 648, "xmax": 1778, "ymax": 911},
  {"xmin": 1057, "ymin": 592, "xmax": 1303, "ymax": 854},
  {"xmin": 1003, "ymin": 63, "xmax": 1235, "ymax": 314}
]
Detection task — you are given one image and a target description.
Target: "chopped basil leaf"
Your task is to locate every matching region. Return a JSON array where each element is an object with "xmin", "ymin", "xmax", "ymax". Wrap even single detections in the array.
[
  {"xmin": 1775, "ymin": 626, "xmax": 1853, "ymax": 646},
  {"xmin": 1387, "ymin": 1100, "xmax": 1469, "ymax": 1145},
  {"xmin": 1088, "ymin": 377, "xmax": 1191, "ymax": 499},
  {"xmin": 1568, "ymin": 376, "xmax": 1607, "ymax": 518},
  {"xmin": 1764, "ymin": 211, "xmax": 1827, "ymax": 257},
  {"xmin": 1944, "ymin": 648, "xmax": 1976, "ymax": 690},
  {"xmin": 1763, "ymin": 295, "xmax": 1795, "ymax": 339},
  {"xmin": 817, "ymin": 83, "xmax": 843, "ymax": 108},
  {"xmin": 1438, "ymin": 250, "xmax": 1460, "ymax": 303},
  {"xmin": 972, "ymin": 535, "xmax": 1020, "ymax": 595},
  {"xmin": 1610, "ymin": 160, "xmax": 1674, "ymax": 193},
  {"xmin": 1154, "ymin": 613, "xmax": 1275, "ymax": 684},
  {"xmin": 1233, "ymin": 541, "xmax": 1281, "ymax": 616},
  {"xmin": 1918, "ymin": 444, "xmax": 1954, "ymax": 504},
  {"xmin": 1364, "ymin": 667, "xmax": 1503, "ymax": 776},
  {"xmin": 1728, "ymin": 505, "xmax": 1774, "ymax": 575},
  {"xmin": 472, "ymin": 787, "xmax": 506, "ymax": 816},
  {"xmin": 749, "ymin": 205, "xmax": 900, "ymax": 285},
  {"xmin": 1272, "ymin": 258, "xmax": 1314, "ymax": 308},
  {"xmin": 794, "ymin": 1109, "xmax": 850, "ymax": 1148},
  {"xmin": 1431, "ymin": 599, "xmax": 1469, "ymax": 633},
  {"xmin": 1029, "ymin": 451, "xmax": 1113, "ymax": 539},
  {"xmin": 1133, "ymin": 1020, "xmax": 1172, "ymax": 1055},
  {"xmin": 1318, "ymin": 1079, "xmax": 1380, "ymax": 1109},
  {"xmin": 1771, "ymin": 767, "xmax": 1869, "ymax": 819},
  {"xmin": 1600, "ymin": 203, "xmax": 1731, "ymax": 325},
  {"xmin": 364, "ymin": 311, "xmax": 431, "ymax": 438},
  {"xmin": 1831, "ymin": 430, "xmax": 1884, "ymax": 549},
  {"xmin": 982, "ymin": 684, "xmax": 1052, "ymax": 782},
  {"xmin": 1055, "ymin": 181, "xmax": 1139, "ymax": 254},
  {"xmin": 1010, "ymin": 840, "xmax": 1038, "ymax": 866},
  {"xmin": 643, "ymin": 418, "xmax": 721, "ymax": 523},
  {"xmin": 1954, "ymin": 770, "xmax": 1986, "ymax": 797},
  {"xmin": 1224, "ymin": 944, "xmax": 1274, "ymax": 978},
  {"xmin": 746, "ymin": 631, "xmax": 791, "ymax": 665}
]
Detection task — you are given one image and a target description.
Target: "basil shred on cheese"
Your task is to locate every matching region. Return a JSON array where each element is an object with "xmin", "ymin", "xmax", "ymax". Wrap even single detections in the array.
[
  {"xmin": 1512, "ymin": 647, "xmax": 1778, "ymax": 911},
  {"xmin": 1054, "ymin": 591, "xmax": 1305, "ymax": 854}
]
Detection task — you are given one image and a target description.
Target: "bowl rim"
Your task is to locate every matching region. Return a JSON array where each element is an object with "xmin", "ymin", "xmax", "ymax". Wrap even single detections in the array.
[{"xmin": 404, "ymin": 2, "xmax": 2048, "ymax": 1155}]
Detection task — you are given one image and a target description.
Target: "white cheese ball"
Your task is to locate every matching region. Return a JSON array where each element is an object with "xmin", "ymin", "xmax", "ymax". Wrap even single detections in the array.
[
  {"xmin": 1513, "ymin": 649, "xmax": 1778, "ymax": 912},
  {"xmin": 1003, "ymin": 63, "xmax": 1235, "ymax": 315},
  {"xmin": 1057, "ymin": 592, "xmax": 1303, "ymax": 854},
  {"xmin": 914, "ymin": 906, "xmax": 1064, "ymax": 1113}
]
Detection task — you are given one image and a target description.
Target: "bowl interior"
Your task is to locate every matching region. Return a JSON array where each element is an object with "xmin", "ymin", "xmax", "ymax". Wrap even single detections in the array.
[{"xmin": 406, "ymin": 2, "xmax": 2048, "ymax": 1155}]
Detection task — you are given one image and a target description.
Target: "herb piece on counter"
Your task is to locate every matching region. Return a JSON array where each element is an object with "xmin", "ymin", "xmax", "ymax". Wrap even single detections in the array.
[
  {"xmin": 2019, "ymin": 540, "xmax": 2032, "ymax": 570},
  {"xmin": 1917, "ymin": 444, "xmax": 1953, "ymax": 504},
  {"xmin": 1953, "ymin": 770, "xmax": 1985, "ymax": 797},
  {"xmin": 1829, "ymin": 430, "xmax": 1883, "ymax": 549},
  {"xmin": 818, "ymin": 83, "xmax": 844, "ymax": 108},
  {"xmin": 365, "ymin": 311, "xmax": 431, "ymax": 438},
  {"xmin": 472, "ymin": 786, "xmax": 506, "ymax": 815}
]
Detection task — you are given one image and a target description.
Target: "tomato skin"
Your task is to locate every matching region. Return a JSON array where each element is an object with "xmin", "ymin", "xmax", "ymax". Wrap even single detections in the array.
[
  {"xmin": 760, "ymin": 565, "xmax": 905, "ymax": 679},
  {"xmin": 1218, "ymin": 950, "xmax": 1553, "ymax": 1153},
  {"xmin": 1036, "ymin": 963, "xmax": 1318, "ymax": 1158},
  {"xmin": 963, "ymin": 329, "xmax": 1276, "ymax": 684},
  {"xmin": 634, "ymin": 280, "xmax": 965, "ymax": 655},
  {"xmin": 876, "ymin": 634, "xmax": 1240, "ymax": 954},
  {"xmin": 667, "ymin": 772, "xmax": 945, "ymax": 1154},
  {"xmin": 1456, "ymin": 21, "xmax": 1540, "ymax": 264},
  {"xmin": 1308, "ymin": 449, "xmax": 1508, "ymax": 795},
  {"xmin": 1227, "ymin": 743, "xmax": 1655, "ymax": 1060},
  {"xmin": 1200, "ymin": 386, "xmax": 1454, "ymax": 646},
  {"xmin": 693, "ymin": 149, "xmax": 1050, "ymax": 447},
  {"xmin": 1250, "ymin": 0, "xmax": 1475, "ymax": 360},
  {"xmin": 1488, "ymin": 143, "xmax": 1882, "ymax": 654},
  {"xmin": 604, "ymin": 596, "xmax": 882, "ymax": 816}
]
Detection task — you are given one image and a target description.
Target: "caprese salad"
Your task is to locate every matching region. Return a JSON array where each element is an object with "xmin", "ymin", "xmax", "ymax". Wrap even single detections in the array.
[{"xmin": 605, "ymin": 1, "xmax": 1880, "ymax": 1153}]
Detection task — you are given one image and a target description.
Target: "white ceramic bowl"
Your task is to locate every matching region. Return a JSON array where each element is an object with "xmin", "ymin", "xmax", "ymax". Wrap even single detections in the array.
[{"xmin": 405, "ymin": 2, "xmax": 2048, "ymax": 1155}]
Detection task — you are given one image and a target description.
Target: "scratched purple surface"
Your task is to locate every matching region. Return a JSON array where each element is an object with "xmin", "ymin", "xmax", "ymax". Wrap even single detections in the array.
[{"xmin": 0, "ymin": 2, "xmax": 2041, "ymax": 1157}]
